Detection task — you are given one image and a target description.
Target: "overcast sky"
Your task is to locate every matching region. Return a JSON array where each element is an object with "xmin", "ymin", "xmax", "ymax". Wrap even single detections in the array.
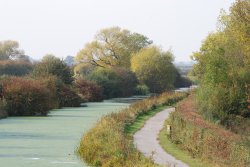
[{"xmin": 0, "ymin": 0, "xmax": 235, "ymax": 62}]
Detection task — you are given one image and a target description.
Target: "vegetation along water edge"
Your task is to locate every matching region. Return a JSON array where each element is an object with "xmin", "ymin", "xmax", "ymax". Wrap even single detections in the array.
[{"xmin": 77, "ymin": 92, "xmax": 188, "ymax": 167}]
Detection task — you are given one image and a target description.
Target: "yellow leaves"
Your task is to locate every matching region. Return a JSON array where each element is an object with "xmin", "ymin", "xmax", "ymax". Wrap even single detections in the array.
[
  {"xmin": 75, "ymin": 27, "xmax": 152, "ymax": 70},
  {"xmin": 131, "ymin": 46, "xmax": 176, "ymax": 93}
]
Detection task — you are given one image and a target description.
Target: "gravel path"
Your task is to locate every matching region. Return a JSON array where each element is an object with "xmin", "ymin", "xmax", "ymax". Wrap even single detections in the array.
[{"xmin": 133, "ymin": 108, "xmax": 189, "ymax": 167}]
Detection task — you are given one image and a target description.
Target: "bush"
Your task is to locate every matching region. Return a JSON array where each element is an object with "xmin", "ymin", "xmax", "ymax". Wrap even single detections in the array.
[
  {"xmin": 0, "ymin": 76, "xmax": 8, "ymax": 118},
  {"xmin": 2, "ymin": 77, "xmax": 52, "ymax": 116},
  {"xmin": 34, "ymin": 75, "xmax": 82, "ymax": 108},
  {"xmin": 87, "ymin": 67, "xmax": 138, "ymax": 98},
  {"xmin": 114, "ymin": 67, "xmax": 138, "ymax": 97},
  {"xmin": 0, "ymin": 60, "xmax": 33, "ymax": 76},
  {"xmin": 87, "ymin": 67, "xmax": 119, "ymax": 98},
  {"xmin": 57, "ymin": 86, "xmax": 82, "ymax": 107},
  {"xmin": 32, "ymin": 55, "xmax": 73, "ymax": 84},
  {"xmin": 134, "ymin": 84, "xmax": 150, "ymax": 95},
  {"xmin": 35, "ymin": 75, "xmax": 61, "ymax": 109},
  {"xmin": 0, "ymin": 99, "xmax": 7, "ymax": 118},
  {"xmin": 74, "ymin": 78, "xmax": 103, "ymax": 102}
]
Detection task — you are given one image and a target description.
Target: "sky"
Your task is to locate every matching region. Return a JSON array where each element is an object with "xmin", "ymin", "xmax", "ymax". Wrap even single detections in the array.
[{"xmin": 0, "ymin": 0, "xmax": 235, "ymax": 62}]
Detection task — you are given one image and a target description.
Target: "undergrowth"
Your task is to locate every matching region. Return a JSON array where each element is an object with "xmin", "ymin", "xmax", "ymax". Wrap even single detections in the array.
[{"xmin": 164, "ymin": 94, "xmax": 250, "ymax": 167}]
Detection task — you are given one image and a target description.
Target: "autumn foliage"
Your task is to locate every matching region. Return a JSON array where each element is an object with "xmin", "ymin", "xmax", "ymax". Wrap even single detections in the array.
[
  {"xmin": 2, "ymin": 77, "xmax": 52, "ymax": 116},
  {"xmin": 167, "ymin": 94, "xmax": 250, "ymax": 166},
  {"xmin": 74, "ymin": 78, "xmax": 103, "ymax": 102},
  {"xmin": 0, "ymin": 60, "xmax": 33, "ymax": 76}
]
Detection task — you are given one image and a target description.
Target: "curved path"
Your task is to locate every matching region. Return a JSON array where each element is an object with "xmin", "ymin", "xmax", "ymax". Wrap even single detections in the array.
[{"xmin": 133, "ymin": 108, "xmax": 189, "ymax": 167}]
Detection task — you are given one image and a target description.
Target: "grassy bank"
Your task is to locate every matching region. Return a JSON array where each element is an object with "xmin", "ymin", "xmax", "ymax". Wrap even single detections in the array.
[
  {"xmin": 160, "ymin": 94, "xmax": 250, "ymax": 167},
  {"xmin": 77, "ymin": 92, "xmax": 187, "ymax": 167},
  {"xmin": 159, "ymin": 122, "xmax": 212, "ymax": 167}
]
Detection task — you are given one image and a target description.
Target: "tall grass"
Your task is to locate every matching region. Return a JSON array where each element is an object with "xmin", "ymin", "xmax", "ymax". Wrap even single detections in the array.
[
  {"xmin": 77, "ymin": 92, "xmax": 187, "ymax": 167},
  {"xmin": 166, "ymin": 94, "xmax": 250, "ymax": 167}
]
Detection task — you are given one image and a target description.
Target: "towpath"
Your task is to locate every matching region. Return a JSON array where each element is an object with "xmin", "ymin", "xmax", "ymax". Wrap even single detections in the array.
[{"xmin": 133, "ymin": 108, "xmax": 189, "ymax": 167}]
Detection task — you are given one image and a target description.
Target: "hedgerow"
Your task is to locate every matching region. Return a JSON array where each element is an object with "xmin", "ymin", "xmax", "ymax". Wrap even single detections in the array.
[
  {"xmin": 2, "ymin": 77, "xmax": 52, "ymax": 116},
  {"xmin": 166, "ymin": 94, "xmax": 250, "ymax": 167}
]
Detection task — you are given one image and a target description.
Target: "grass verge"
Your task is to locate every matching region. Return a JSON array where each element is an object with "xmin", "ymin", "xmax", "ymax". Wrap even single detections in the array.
[
  {"xmin": 159, "ymin": 122, "xmax": 212, "ymax": 167},
  {"xmin": 76, "ymin": 92, "xmax": 188, "ymax": 167},
  {"xmin": 161, "ymin": 94, "xmax": 250, "ymax": 167}
]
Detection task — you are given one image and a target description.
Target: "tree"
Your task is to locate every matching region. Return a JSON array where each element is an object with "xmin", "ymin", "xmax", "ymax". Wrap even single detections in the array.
[
  {"xmin": 191, "ymin": 0, "xmax": 250, "ymax": 122},
  {"xmin": 32, "ymin": 54, "xmax": 73, "ymax": 84},
  {"xmin": 86, "ymin": 67, "xmax": 137, "ymax": 98},
  {"xmin": 75, "ymin": 27, "xmax": 152, "ymax": 68},
  {"xmin": 87, "ymin": 67, "xmax": 120, "ymax": 98},
  {"xmin": 131, "ymin": 46, "xmax": 177, "ymax": 93},
  {"xmin": 0, "ymin": 40, "xmax": 25, "ymax": 60}
]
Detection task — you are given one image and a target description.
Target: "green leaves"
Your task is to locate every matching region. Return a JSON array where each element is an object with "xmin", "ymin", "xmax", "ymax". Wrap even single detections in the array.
[
  {"xmin": 32, "ymin": 54, "xmax": 73, "ymax": 84},
  {"xmin": 192, "ymin": 0, "xmax": 250, "ymax": 121},
  {"xmin": 131, "ymin": 46, "xmax": 176, "ymax": 93}
]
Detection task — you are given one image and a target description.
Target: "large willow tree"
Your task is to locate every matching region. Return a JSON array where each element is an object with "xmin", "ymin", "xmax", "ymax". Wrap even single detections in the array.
[{"xmin": 75, "ymin": 27, "xmax": 152, "ymax": 69}]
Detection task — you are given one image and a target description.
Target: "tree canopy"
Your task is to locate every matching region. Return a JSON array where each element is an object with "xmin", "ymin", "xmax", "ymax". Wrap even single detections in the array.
[
  {"xmin": 75, "ymin": 27, "xmax": 152, "ymax": 68},
  {"xmin": 0, "ymin": 40, "xmax": 26, "ymax": 61},
  {"xmin": 131, "ymin": 46, "xmax": 177, "ymax": 93},
  {"xmin": 32, "ymin": 54, "xmax": 73, "ymax": 84},
  {"xmin": 191, "ymin": 0, "xmax": 250, "ymax": 121}
]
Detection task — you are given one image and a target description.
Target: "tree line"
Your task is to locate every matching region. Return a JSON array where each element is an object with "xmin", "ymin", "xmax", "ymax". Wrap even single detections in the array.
[{"xmin": 0, "ymin": 27, "xmax": 191, "ymax": 117}]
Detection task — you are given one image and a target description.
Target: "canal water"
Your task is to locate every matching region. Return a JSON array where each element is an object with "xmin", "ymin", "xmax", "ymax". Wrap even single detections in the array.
[{"xmin": 0, "ymin": 102, "xmax": 129, "ymax": 167}]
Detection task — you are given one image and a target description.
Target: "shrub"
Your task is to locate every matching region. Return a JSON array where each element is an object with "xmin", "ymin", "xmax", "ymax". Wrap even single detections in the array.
[
  {"xmin": 134, "ymin": 84, "xmax": 150, "ymax": 95},
  {"xmin": 74, "ymin": 78, "xmax": 103, "ymax": 102},
  {"xmin": 0, "ymin": 76, "xmax": 8, "ymax": 118},
  {"xmin": 57, "ymin": 86, "xmax": 82, "ymax": 107},
  {"xmin": 87, "ymin": 67, "xmax": 138, "ymax": 98},
  {"xmin": 34, "ymin": 75, "xmax": 82, "ymax": 108},
  {"xmin": 35, "ymin": 75, "xmax": 61, "ymax": 109},
  {"xmin": 77, "ymin": 92, "xmax": 187, "ymax": 166},
  {"xmin": 32, "ymin": 55, "xmax": 73, "ymax": 84},
  {"xmin": 0, "ymin": 60, "xmax": 33, "ymax": 76},
  {"xmin": 0, "ymin": 99, "xmax": 7, "ymax": 118},
  {"xmin": 114, "ymin": 67, "xmax": 138, "ymax": 97},
  {"xmin": 2, "ymin": 77, "xmax": 52, "ymax": 116},
  {"xmin": 174, "ymin": 72, "xmax": 192, "ymax": 88},
  {"xmin": 87, "ymin": 67, "xmax": 120, "ymax": 98}
]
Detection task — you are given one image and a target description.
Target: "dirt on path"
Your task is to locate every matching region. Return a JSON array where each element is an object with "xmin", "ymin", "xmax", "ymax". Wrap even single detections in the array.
[{"xmin": 133, "ymin": 108, "xmax": 189, "ymax": 167}]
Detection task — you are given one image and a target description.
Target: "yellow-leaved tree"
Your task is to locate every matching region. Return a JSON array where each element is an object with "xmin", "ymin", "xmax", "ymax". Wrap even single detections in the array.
[{"xmin": 131, "ymin": 46, "xmax": 177, "ymax": 93}]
